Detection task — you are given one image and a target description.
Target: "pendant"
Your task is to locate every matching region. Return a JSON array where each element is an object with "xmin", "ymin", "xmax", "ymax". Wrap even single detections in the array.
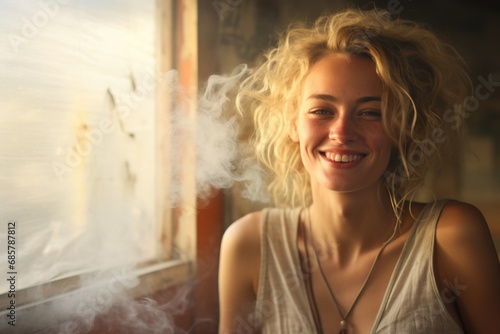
[{"xmin": 339, "ymin": 319, "xmax": 347, "ymax": 334}]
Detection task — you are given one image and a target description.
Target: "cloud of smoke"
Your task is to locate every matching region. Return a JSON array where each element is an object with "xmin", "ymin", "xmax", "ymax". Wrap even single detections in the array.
[
  {"xmin": 168, "ymin": 63, "xmax": 270, "ymax": 207},
  {"xmin": 0, "ymin": 2, "xmax": 271, "ymax": 333},
  {"xmin": 0, "ymin": 62, "xmax": 268, "ymax": 333}
]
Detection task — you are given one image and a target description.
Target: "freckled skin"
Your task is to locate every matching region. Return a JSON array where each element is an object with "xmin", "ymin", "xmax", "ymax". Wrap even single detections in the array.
[{"xmin": 291, "ymin": 53, "xmax": 393, "ymax": 194}]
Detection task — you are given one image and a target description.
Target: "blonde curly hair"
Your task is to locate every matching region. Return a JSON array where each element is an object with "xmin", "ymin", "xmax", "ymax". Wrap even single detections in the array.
[{"xmin": 236, "ymin": 8, "xmax": 470, "ymax": 217}]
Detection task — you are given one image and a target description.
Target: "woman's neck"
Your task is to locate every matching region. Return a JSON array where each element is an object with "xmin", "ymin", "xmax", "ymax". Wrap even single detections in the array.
[{"xmin": 306, "ymin": 181, "xmax": 398, "ymax": 264}]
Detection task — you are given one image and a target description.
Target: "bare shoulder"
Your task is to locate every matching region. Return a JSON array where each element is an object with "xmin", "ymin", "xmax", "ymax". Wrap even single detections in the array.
[
  {"xmin": 219, "ymin": 211, "xmax": 263, "ymax": 333},
  {"xmin": 220, "ymin": 211, "xmax": 263, "ymax": 294},
  {"xmin": 436, "ymin": 199, "xmax": 492, "ymax": 242},
  {"xmin": 439, "ymin": 200, "xmax": 487, "ymax": 229},
  {"xmin": 435, "ymin": 199, "xmax": 496, "ymax": 264},
  {"xmin": 222, "ymin": 211, "xmax": 262, "ymax": 259},
  {"xmin": 434, "ymin": 199, "xmax": 500, "ymax": 333}
]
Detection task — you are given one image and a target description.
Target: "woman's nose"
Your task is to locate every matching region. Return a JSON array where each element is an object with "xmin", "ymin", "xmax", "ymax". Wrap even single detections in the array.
[{"xmin": 328, "ymin": 114, "xmax": 357, "ymax": 144}]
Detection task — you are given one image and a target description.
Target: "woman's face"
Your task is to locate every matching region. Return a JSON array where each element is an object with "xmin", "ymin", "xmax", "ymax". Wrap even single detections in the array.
[{"xmin": 291, "ymin": 53, "xmax": 393, "ymax": 193}]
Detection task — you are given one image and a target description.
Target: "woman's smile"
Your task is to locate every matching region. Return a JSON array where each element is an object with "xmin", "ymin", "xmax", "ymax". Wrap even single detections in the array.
[{"xmin": 320, "ymin": 150, "xmax": 366, "ymax": 167}]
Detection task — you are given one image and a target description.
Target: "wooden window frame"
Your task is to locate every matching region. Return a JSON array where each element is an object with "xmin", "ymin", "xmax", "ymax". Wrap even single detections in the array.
[{"xmin": 0, "ymin": 1, "xmax": 203, "ymax": 331}]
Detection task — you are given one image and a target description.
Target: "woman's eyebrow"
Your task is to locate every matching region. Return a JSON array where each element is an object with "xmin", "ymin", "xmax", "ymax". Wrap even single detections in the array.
[
  {"xmin": 306, "ymin": 94, "xmax": 381, "ymax": 104},
  {"xmin": 356, "ymin": 96, "xmax": 381, "ymax": 104}
]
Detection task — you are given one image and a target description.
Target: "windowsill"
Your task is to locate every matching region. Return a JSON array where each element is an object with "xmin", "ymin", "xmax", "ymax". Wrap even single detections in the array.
[{"xmin": 0, "ymin": 258, "xmax": 192, "ymax": 328}]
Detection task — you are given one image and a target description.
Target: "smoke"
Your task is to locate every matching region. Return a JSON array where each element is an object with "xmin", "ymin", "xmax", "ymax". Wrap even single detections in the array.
[
  {"xmin": 0, "ymin": 61, "xmax": 269, "ymax": 333},
  {"xmin": 3, "ymin": 265, "xmax": 197, "ymax": 333},
  {"xmin": 0, "ymin": 2, "xmax": 271, "ymax": 333},
  {"xmin": 169, "ymin": 63, "xmax": 269, "ymax": 207}
]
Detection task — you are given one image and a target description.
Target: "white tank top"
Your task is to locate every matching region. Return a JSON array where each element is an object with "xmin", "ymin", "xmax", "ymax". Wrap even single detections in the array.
[{"xmin": 254, "ymin": 200, "xmax": 464, "ymax": 333}]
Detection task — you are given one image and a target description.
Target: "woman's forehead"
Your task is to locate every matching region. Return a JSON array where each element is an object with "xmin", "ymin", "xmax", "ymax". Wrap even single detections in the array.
[{"xmin": 301, "ymin": 53, "xmax": 382, "ymax": 98}]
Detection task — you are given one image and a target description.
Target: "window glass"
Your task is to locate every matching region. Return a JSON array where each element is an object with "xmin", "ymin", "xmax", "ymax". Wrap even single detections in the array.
[{"xmin": 0, "ymin": 0, "xmax": 160, "ymax": 293}]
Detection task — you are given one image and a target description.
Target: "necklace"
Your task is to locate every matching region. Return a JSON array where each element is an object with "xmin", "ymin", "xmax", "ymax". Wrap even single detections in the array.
[{"xmin": 306, "ymin": 208, "xmax": 396, "ymax": 334}]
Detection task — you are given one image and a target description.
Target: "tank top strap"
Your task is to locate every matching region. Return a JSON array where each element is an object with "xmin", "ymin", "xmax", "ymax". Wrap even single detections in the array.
[
  {"xmin": 256, "ymin": 207, "xmax": 316, "ymax": 333},
  {"xmin": 395, "ymin": 199, "xmax": 450, "ymax": 268}
]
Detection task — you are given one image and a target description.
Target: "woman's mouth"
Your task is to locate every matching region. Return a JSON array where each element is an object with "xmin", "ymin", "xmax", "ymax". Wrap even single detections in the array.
[{"xmin": 323, "ymin": 152, "xmax": 364, "ymax": 163}]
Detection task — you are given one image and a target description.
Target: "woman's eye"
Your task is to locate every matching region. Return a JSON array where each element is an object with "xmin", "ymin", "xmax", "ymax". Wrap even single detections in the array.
[
  {"xmin": 310, "ymin": 109, "xmax": 332, "ymax": 115},
  {"xmin": 359, "ymin": 110, "xmax": 382, "ymax": 118}
]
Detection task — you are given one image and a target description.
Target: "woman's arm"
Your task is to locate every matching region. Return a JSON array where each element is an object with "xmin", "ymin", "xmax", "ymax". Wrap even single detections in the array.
[
  {"xmin": 435, "ymin": 200, "xmax": 500, "ymax": 334},
  {"xmin": 219, "ymin": 212, "xmax": 262, "ymax": 334}
]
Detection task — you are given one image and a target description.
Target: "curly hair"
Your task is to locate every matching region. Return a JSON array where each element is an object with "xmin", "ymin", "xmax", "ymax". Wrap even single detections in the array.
[{"xmin": 236, "ymin": 8, "xmax": 471, "ymax": 218}]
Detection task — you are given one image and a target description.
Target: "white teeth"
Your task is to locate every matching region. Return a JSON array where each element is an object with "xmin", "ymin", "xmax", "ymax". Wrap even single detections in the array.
[{"xmin": 325, "ymin": 153, "xmax": 362, "ymax": 163}]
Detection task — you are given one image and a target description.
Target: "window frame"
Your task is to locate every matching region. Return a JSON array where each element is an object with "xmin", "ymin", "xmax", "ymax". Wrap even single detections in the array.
[{"xmin": 0, "ymin": 0, "xmax": 199, "ymax": 330}]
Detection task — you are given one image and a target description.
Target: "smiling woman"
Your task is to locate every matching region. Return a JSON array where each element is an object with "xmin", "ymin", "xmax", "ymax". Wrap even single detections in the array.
[{"xmin": 219, "ymin": 8, "xmax": 500, "ymax": 334}]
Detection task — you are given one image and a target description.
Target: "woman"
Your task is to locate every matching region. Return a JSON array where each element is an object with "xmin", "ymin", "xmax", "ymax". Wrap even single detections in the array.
[{"xmin": 219, "ymin": 8, "xmax": 500, "ymax": 333}]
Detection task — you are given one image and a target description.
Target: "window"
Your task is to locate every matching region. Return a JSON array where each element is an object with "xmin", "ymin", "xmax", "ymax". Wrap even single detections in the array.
[{"xmin": 0, "ymin": 0, "xmax": 194, "ymax": 331}]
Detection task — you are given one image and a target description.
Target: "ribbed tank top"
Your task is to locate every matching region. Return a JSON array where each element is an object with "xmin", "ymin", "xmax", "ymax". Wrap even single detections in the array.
[{"xmin": 255, "ymin": 200, "xmax": 464, "ymax": 333}]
